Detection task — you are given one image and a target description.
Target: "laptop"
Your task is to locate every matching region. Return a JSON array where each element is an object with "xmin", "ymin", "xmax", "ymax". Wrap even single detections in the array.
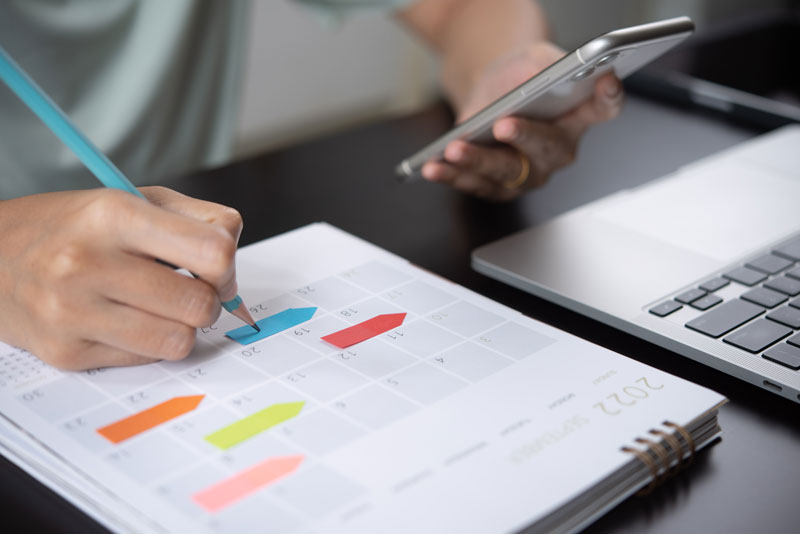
[
  {"xmin": 626, "ymin": 8, "xmax": 800, "ymax": 130},
  {"xmin": 472, "ymin": 124, "xmax": 800, "ymax": 403}
]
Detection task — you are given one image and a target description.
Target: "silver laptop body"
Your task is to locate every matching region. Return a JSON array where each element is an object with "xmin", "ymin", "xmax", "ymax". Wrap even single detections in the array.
[{"xmin": 473, "ymin": 125, "xmax": 800, "ymax": 403}]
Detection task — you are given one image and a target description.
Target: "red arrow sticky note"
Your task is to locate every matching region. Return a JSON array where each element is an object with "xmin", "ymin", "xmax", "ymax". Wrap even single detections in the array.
[{"xmin": 322, "ymin": 313, "xmax": 406, "ymax": 348}]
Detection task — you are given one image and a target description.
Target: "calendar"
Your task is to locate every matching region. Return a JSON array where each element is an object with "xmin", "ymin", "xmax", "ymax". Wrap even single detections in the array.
[{"xmin": 0, "ymin": 223, "xmax": 725, "ymax": 534}]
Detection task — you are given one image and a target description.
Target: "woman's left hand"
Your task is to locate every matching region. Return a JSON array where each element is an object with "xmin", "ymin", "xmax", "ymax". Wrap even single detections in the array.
[{"xmin": 421, "ymin": 42, "xmax": 624, "ymax": 201}]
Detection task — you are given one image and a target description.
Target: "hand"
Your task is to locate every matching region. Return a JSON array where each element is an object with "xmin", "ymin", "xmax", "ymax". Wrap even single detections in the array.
[
  {"xmin": 422, "ymin": 42, "xmax": 624, "ymax": 201},
  {"xmin": 0, "ymin": 186, "xmax": 243, "ymax": 370}
]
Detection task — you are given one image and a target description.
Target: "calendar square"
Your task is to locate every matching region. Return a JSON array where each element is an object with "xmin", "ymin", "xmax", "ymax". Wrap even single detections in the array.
[
  {"xmin": 119, "ymin": 378, "xmax": 199, "ymax": 412},
  {"xmin": 332, "ymin": 385, "xmax": 418, "ymax": 429},
  {"xmin": 18, "ymin": 376, "xmax": 106, "ymax": 422},
  {"xmin": 282, "ymin": 359, "xmax": 366, "ymax": 402},
  {"xmin": 157, "ymin": 463, "xmax": 228, "ymax": 517},
  {"xmin": 80, "ymin": 363, "xmax": 168, "ymax": 398},
  {"xmin": 428, "ymin": 301, "xmax": 505, "ymax": 337},
  {"xmin": 181, "ymin": 357, "xmax": 267, "ymax": 400},
  {"xmin": 273, "ymin": 463, "xmax": 364, "ymax": 518},
  {"xmin": 62, "ymin": 402, "xmax": 129, "ymax": 453},
  {"xmin": 339, "ymin": 261, "xmax": 412, "ymax": 293},
  {"xmin": 294, "ymin": 277, "xmax": 368, "ymax": 311},
  {"xmin": 333, "ymin": 297, "xmax": 406, "ymax": 325},
  {"xmin": 287, "ymin": 314, "xmax": 350, "ymax": 354},
  {"xmin": 382, "ymin": 280, "xmax": 457, "ymax": 314},
  {"xmin": 279, "ymin": 409, "xmax": 364, "ymax": 455},
  {"xmin": 330, "ymin": 338, "xmax": 416, "ymax": 379},
  {"xmin": 216, "ymin": 433, "xmax": 299, "ymax": 472},
  {"xmin": 211, "ymin": 495, "xmax": 302, "ymax": 533},
  {"xmin": 239, "ymin": 335, "xmax": 321, "ymax": 376},
  {"xmin": 228, "ymin": 381, "xmax": 314, "ymax": 417},
  {"xmin": 476, "ymin": 322, "xmax": 556, "ymax": 360},
  {"xmin": 381, "ymin": 319, "xmax": 461, "ymax": 358},
  {"xmin": 431, "ymin": 342, "xmax": 513, "ymax": 382},
  {"xmin": 106, "ymin": 433, "xmax": 196, "ymax": 484},
  {"xmin": 167, "ymin": 404, "xmax": 240, "ymax": 455},
  {"xmin": 249, "ymin": 293, "xmax": 312, "ymax": 320},
  {"xmin": 385, "ymin": 363, "xmax": 467, "ymax": 405}
]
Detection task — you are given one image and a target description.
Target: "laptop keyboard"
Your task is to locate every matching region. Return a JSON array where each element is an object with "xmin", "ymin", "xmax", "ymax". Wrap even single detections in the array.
[{"xmin": 649, "ymin": 235, "xmax": 800, "ymax": 371}]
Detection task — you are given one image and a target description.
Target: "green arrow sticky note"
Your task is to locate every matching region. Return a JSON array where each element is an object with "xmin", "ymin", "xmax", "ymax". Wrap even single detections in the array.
[{"xmin": 205, "ymin": 401, "xmax": 305, "ymax": 450}]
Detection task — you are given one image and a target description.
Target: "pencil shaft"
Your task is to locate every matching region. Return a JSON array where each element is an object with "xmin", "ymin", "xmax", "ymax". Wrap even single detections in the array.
[
  {"xmin": 0, "ymin": 47, "xmax": 143, "ymax": 198},
  {"xmin": 0, "ymin": 45, "xmax": 254, "ymax": 329}
]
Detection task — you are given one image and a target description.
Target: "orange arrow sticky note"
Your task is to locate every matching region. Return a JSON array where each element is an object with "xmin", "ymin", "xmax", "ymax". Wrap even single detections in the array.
[{"xmin": 97, "ymin": 395, "xmax": 205, "ymax": 444}]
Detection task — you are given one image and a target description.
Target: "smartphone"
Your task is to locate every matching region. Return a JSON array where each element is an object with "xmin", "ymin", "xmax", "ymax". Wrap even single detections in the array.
[
  {"xmin": 395, "ymin": 16, "xmax": 695, "ymax": 180},
  {"xmin": 626, "ymin": 10, "xmax": 800, "ymax": 129}
]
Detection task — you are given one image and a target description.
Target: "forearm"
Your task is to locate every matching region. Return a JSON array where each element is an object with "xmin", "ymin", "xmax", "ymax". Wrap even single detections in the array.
[{"xmin": 397, "ymin": 0, "xmax": 550, "ymax": 112}]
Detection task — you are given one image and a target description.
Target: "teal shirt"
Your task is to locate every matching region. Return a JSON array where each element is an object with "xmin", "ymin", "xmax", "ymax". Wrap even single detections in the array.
[{"xmin": 0, "ymin": 0, "xmax": 411, "ymax": 199}]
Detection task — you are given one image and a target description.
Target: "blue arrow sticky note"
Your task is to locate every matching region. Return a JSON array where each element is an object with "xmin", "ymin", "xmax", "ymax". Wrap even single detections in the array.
[{"xmin": 225, "ymin": 307, "xmax": 318, "ymax": 345}]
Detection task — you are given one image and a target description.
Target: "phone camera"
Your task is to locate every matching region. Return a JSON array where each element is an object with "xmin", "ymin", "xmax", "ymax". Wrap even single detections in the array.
[
  {"xmin": 571, "ymin": 66, "xmax": 595, "ymax": 81},
  {"xmin": 596, "ymin": 52, "xmax": 620, "ymax": 67}
]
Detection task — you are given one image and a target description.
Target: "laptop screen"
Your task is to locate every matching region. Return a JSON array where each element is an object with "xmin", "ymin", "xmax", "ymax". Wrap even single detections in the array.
[{"xmin": 627, "ymin": 9, "xmax": 800, "ymax": 128}]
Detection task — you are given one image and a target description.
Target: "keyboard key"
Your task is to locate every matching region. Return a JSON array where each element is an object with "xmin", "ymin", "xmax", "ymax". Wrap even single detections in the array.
[
  {"xmin": 649, "ymin": 301, "xmax": 682, "ymax": 317},
  {"xmin": 690, "ymin": 294, "xmax": 722, "ymax": 310},
  {"xmin": 787, "ymin": 267, "xmax": 800, "ymax": 281},
  {"xmin": 766, "ymin": 307, "xmax": 800, "ymax": 329},
  {"xmin": 762, "ymin": 344, "xmax": 800, "ymax": 370},
  {"xmin": 699, "ymin": 278, "xmax": 730, "ymax": 292},
  {"xmin": 746, "ymin": 254, "xmax": 792, "ymax": 274},
  {"xmin": 723, "ymin": 266, "xmax": 767, "ymax": 286},
  {"xmin": 686, "ymin": 299, "xmax": 764, "ymax": 338},
  {"xmin": 791, "ymin": 297, "xmax": 800, "ymax": 310},
  {"xmin": 723, "ymin": 319, "xmax": 791, "ymax": 353},
  {"xmin": 764, "ymin": 276, "xmax": 800, "ymax": 297},
  {"xmin": 773, "ymin": 236, "xmax": 800, "ymax": 261},
  {"xmin": 675, "ymin": 288, "xmax": 706, "ymax": 304},
  {"xmin": 787, "ymin": 332, "xmax": 800, "ymax": 348},
  {"xmin": 740, "ymin": 287, "xmax": 787, "ymax": 309}
]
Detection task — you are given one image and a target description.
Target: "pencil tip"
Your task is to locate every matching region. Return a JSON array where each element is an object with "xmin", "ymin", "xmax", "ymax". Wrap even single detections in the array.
[{"xmin": 226, "ymin": 296, "xmax": 259, "ymax": 333}]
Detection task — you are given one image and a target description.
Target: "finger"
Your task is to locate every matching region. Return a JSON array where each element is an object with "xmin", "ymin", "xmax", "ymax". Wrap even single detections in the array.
[
  {"xmin": 82, "ymin": 300, "xmax": 197, "ymax": 361},
  {"xmin": 443, "ymin": 140, "xmax": 522, "ymax": 184},
  {"xmin": 423, "ymin": 160, "xmax": 523, "ymax": 201},
  {"xmin": 140, "ymin": 186, "xmax": 244, "ymax": 243},
  {"xmin": 494, "ymin": 117, "xmax": 574, "ymax": 184},
  {"xmin": 138, "ymin": 187, "xmax": 243, "ymax": 302},
  {"xmin": 421, "ymin": 160, "xmax": 458, "ymax": 184},
  {"xmin": 556, "ymin": 74, "xmax": 623, "ymax": 140},
  {"xmin": 98, "ymin": 252, "xmax": 221, "ymax": 327},
  {"xmin": 449, "ymin": 169, "xmax": 499, "ymax": 197},
  {"xmin": 77, "ymin": 342, "xmax": 157, "ymax": 370},
  {"xmin": 109, "ymin": 195, "xmax": 239, "ymax": 301}
]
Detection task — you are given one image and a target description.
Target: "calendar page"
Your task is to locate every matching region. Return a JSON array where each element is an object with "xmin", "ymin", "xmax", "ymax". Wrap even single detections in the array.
[{"xmin": 0, "ymin": 223, "xmax": 725, "ymax": 534}]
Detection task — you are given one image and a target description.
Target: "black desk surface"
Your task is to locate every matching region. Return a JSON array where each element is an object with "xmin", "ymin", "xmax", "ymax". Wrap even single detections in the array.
[{"xmin": 3, "ymin": 95, "xmax": 799, "ymax": 533}]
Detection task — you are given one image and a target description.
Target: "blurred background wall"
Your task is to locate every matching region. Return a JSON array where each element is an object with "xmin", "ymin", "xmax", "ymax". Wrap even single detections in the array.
[{"xmin": 234, "ymin": 0, "xmax": 789, "ymax": 157}]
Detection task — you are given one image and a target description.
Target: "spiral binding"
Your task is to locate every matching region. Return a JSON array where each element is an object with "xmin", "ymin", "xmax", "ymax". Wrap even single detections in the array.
[{"xmin": 621, "ymin": 420, "xmax": 696, "ymax": 495}]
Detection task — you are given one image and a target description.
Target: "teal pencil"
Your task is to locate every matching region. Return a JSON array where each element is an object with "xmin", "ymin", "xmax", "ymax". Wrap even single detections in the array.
[{"xmin": 0, "ymin": 46, "xmax": 259, "ymax": 333}]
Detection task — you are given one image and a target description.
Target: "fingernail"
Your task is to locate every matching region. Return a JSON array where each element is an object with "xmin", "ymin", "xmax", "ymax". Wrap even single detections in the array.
[{"xmin": 605, "ymin": 78, "xmax": 622, "ymax": 99}]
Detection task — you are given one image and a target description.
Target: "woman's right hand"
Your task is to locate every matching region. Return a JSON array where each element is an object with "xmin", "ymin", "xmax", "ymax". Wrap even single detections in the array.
[{"xmin": 0, "ymin": 186, "xmax": 243, "ymax": 370}]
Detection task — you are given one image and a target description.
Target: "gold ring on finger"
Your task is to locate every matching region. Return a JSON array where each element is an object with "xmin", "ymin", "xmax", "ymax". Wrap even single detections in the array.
[{"xmin": 504, "ymin": 151, "xmax": 531, "ymax": 189}]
